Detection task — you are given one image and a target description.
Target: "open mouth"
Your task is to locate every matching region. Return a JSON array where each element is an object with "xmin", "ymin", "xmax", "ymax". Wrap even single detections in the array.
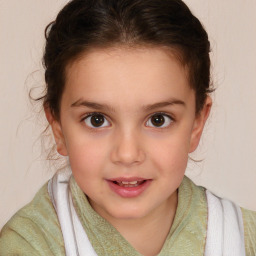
[
  {"xmin": 112, "ymin": 180, "xmax": 146, "ymax": 187},
  {"xmin": 107, "ymin": 178, "xmax": 152, "ymax": 197}
]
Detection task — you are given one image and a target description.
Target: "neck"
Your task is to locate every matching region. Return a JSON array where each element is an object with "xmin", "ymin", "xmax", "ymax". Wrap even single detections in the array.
[{"xmin": 106, "ymin": 190, "xmax": 178, "ymax": 256}]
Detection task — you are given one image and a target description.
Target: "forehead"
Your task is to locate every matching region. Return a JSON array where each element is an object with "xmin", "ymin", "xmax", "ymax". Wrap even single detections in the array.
[{"xmin": 62, "ymin": 46, "xmax": 194, "ymax": 111}]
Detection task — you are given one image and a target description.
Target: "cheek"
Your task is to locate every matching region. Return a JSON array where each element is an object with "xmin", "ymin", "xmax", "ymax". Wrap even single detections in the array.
[
  {"xmin": 67, "ymin": 137, "xmax": 108, "ymax": 177},
  {"xmin": 149, "ymin": 133, "xmax": 190, "ymax": 176},
  {"xmin": 68, "ymin": 139, "xmax": 108, "ymax": 197}
]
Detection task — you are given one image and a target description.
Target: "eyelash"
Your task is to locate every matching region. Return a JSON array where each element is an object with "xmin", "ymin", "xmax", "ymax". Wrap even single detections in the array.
[
  {"xmin": 145, "ymin": 112, "xmax": 174, "ymax": 129},
  {"xmin": 80, "ymin": 112, "xmax": 174, "ymax": 129},
  {"xmin": 81, "ymin": 112, "xmax": 111, "ymax": 129}
]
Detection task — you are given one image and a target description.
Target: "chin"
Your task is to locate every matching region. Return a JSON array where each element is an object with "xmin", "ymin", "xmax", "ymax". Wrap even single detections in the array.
[{"xmin": 105, "ymin": 205, "xmax": 151, "ymax": 221}]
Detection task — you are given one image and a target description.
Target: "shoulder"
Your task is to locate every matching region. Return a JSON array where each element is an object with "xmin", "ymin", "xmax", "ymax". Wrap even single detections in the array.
[
  {"xmin": 184, "ymin": 177, "xmax": 256, "ymax": 255},
  {"xmin": 241, "ymin": 207, "xmax": 256, "ymax": 256},
  {"xmin": 0, "ymin": 182, "xmax": 65, "ymax": 255}
]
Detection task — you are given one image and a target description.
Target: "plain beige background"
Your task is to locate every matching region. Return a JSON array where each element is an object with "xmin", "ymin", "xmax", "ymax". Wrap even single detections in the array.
[{"xmin": 0, "ymin": 0, "xmax": 256, "ymax": 230}]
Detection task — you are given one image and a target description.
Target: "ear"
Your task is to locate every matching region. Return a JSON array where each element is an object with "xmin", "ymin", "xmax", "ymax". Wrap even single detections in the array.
[
  {"xmin": 44, "ymin": 106, "xmax": 68, "ymax": 156},
  {"xmin": 189, "ymin": 96, "xmax": 212, "ymax": 153}
]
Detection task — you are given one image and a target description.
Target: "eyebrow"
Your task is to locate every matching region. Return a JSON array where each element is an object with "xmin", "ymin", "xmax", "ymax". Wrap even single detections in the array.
[
  {"xmin": 71, "ymin": 99, "xmax": 116, "ymax": 112},
  {"xmin": 71, "ymin": 98, "xmax": 185, "ymax": 112},
  {"xmin": 142, "ymin": 99, "xmax": 185, "ymax": 111}
]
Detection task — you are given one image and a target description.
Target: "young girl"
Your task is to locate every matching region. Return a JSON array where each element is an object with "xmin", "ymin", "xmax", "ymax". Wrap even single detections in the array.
[{"xmin": 0, "ymin": 0, "xmax": 255, "ymax": 255}]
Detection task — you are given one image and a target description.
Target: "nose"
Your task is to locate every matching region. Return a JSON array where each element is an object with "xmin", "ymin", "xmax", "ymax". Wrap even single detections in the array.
[{"xmin": 110, "ymin": 130, "xmax": 146, "ymax": 166}]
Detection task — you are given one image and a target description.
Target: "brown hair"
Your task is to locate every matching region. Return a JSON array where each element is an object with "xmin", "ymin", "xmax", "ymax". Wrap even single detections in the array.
[{"xmin": 41, "ymin": 0, "xmax": 213, "ymax": 120}]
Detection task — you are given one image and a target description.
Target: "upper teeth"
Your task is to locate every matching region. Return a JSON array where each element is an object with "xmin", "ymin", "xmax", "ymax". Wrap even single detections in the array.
[{"xmin": 121, "ymin": 181, "xmax": 138, "ymax": 185}]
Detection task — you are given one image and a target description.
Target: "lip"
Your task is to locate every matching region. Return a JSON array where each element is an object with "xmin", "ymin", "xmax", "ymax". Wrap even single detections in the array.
[
  {"xmin": 108, "ymin": 177, "xmax": 146, "ymax": 182},
  {"xmin": 106, "ymin": 177, "xmax": 152, "ymax": 198}
]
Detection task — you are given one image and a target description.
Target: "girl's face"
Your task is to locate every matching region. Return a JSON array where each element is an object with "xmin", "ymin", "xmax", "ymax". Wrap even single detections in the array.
[{"xmin": 48, "ymin": 47, "xmax": 211, "ymax": 222}]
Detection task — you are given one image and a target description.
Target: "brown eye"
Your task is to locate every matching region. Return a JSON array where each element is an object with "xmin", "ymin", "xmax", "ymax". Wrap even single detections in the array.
[
  {"xmin": 146, "ymin": 113, "xmax": 173, "ymax": 128},
  {"xmin": 84, "ymin": 113, "xmax": 110, "ymax": 128},
  {"xmin": 151, "ymin": 114, "xmax": 165, "ymax": 127}
]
